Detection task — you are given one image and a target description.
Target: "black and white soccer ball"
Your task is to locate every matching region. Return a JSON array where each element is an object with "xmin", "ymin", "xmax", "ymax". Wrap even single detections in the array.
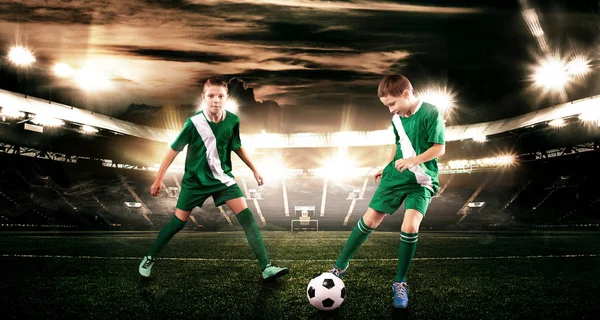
[{"xmin": 306, "ymin": 272, "xmax": 346, "ymax": 311}]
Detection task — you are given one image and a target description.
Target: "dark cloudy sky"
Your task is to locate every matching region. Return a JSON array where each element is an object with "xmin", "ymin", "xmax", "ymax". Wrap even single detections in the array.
[{"xmin": 0, "ymin": 0, "xmax": 599, "ymax": 133}]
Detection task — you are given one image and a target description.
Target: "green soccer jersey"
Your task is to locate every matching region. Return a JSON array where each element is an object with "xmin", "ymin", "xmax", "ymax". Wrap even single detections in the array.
[
  {"xmin": 380, "ymin": 101, "xmax": 446, "ymax": 193},
  {"xmin": 170, "ymin": 110, "xmax": 242, "ymax": 192}
]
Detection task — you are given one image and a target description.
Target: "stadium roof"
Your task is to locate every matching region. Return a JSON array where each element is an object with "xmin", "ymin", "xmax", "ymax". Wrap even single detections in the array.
[{"xmin": 1, "ymin": 88, "xmax": 599, "ymax": 148}]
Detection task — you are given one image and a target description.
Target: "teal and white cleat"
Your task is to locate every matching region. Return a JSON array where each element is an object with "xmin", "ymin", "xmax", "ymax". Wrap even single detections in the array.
[
  {"xmin": 262, "ymin": 263, "xmax": 289, "ymax": 281},
  {"xmin": 139, "ymin": 256, "xmax": 155, "ymax": 278},
  {"xmin": 328, "ymin": 262, "xmax": 348, "ymax": 279}
]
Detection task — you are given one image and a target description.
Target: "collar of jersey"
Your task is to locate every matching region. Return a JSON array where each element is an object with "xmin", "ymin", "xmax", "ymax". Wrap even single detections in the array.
[
  {"xmin": 202, "ymin": 109, "xmax": 227, "ymax": 123},
  {"xmin": 402, "ymin": 99, "xmax": 423, "ymax": 118}
]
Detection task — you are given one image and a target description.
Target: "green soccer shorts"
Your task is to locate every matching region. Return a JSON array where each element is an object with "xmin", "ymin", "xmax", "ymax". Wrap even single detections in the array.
[
  {"xmin": 176, "ymin": 183, "xmax": 244, "ymax": 211},
  {"xmin": 368, "ymin": 185, "xmax": 433, "ymax": 216}
]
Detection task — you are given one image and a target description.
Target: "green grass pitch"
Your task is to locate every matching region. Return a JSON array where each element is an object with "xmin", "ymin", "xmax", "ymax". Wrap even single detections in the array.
[{"xmin": 1, "ymin": 231, "xmax": 599, "ymax": 319}]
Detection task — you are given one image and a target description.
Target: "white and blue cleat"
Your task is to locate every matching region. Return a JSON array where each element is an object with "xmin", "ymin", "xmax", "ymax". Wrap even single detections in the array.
[{"xmin": 392, "ymin": 281, "xmax": 409, "ymax": 309}]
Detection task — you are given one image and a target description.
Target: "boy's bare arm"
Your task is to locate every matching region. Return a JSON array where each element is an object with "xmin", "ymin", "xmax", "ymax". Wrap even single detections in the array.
[
  {"xmin": 387, "ymin": 144, "xmax": 397, "ymax": 164},
  {"xmin": 395, "ymin": 144, "xmax": 445, "ymax": 172},
  {"xmin": 234, "ymin": 147, "xmax": 264, "ymax": 186},
  {"xmin": 234, "ymin": 147, "xmax": 257, "ymax": 172},
  {"xmin": 150, "ymin": 148, "xmax": 180, "ymax": 196},
  {"xmin": 374, "ymin": 144, "xmax": 397, "ymax": 182}
]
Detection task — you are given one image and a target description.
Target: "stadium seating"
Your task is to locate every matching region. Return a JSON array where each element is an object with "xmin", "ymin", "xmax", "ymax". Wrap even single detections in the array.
[{"xmin": 1, "ymin": 151, "xmax": 598, "ymax": 231}]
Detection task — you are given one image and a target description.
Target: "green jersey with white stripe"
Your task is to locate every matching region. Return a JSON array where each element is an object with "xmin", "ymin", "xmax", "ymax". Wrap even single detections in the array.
[
  {"xmin": 380, "ymin": 101, "xmax": 446, "ymax": 193},
  {"xmin": 170, "ymin": 110, "xmax": 242, "ymax": 192}
]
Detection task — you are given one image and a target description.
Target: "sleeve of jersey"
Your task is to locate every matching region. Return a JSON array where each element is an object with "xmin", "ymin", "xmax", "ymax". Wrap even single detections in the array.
[
  {"xmin": 392, "ymin": 120, "xmax": 400, "ymax": 144},
  {"xmin": 426, "ymin": 108, "xmax": 446, "ymax": 145},
  {"xmin": 232, "ymin": 120, "xmax": 242, "ymax": 150},
  {"xmin": 170, "ymin": 119, "xmax": 193, "ymax": 151}
]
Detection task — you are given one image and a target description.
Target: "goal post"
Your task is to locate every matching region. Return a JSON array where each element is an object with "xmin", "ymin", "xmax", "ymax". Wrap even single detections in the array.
[{"xmin": 291, "ymin": 219, "xmax": 319, "ymax": 231}]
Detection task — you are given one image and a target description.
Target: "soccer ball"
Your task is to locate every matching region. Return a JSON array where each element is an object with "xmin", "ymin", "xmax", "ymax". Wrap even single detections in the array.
[{"xmin": 306, "ymin": 272, "xmax": 346, "ymax": 311}]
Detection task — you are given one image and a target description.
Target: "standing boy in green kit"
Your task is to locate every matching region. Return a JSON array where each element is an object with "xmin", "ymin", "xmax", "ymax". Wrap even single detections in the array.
[
  {"xmin": 328, "ymin": 74, "xmax": 446, "ymax": 308},
  {"xmin": 139, "ymin": 77, "xmax": 289, "ymax": 281}
]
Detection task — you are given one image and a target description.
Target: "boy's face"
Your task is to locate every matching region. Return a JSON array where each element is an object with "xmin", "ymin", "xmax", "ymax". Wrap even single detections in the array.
[
  {"xmin": 202, "ymin": 85, "xmax": 228, "ymax": 115},
  {"xmin": 380, "ymin": 90, "xmax": 412, "ymax": 117}
]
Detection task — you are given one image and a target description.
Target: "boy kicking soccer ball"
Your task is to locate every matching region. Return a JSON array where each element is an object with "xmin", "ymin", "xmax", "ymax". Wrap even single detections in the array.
[
  {"xmin": 328, "ymin": 74, "xmax": 445, "ymax": 308},
  {"xmin": 139, "ymin": 77, "xmax": 289, "ymax": 282}
]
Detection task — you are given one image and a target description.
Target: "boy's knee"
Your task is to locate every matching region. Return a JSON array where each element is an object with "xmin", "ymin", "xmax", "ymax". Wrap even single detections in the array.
[
  {"xmin": 363, "ymin": 208, "xmax": 386, "ymax": 228},
  {"xmin": 400, "ymin": 224, "xmax": 419, "ymax": 234},
  {"xmin": 175, "ymin": 210, "xmax": 192, "ymax": 222},
  {"xmin": 401, "ymin": 209, "xmax": 423, "ymax": 233}
]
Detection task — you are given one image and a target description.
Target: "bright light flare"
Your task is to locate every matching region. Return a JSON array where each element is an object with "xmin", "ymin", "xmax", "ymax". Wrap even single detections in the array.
[
  {"xmin": 76, "ymin": 68, "xmax": 111, "ymax": 92},
  {"xmin": 548, "ymin": 118, "xmax": 565, "ymax": 127},
  {"xmin": 447, "ymin": 155, "xmax": 516, "ymax": 169},
  {"xmin": 579, "ymin": 110, "xmax": 600, "ymax": 127},
  {"xmin": 318, "ymin": 154, "xmax": 358, "ymax": 181},
  {"xmin": 224, "ymin": 99, "xmax": 239, "ymax": 114},
  {"xmin": 54, "ymin": 63, "xmax": 74, "ymax": 78},
  {"xmin": 533, "ymin": 56, "xmax": 569, "ymax": 90},
  {"xmin": 31, "ymin": 115, "xmax": 64, "ymax": 127},
  {"xmin": 531, "ymin": 54, "xmax": 591, "ymax": 92},
  {"xmin": 472, "ymin": 135, "xmax": 487, "ymax": 143},
  {"xmin": 8, "ymin": 46, "xmax": 35, "ymax": 66},
  {"xmin": 417, "ymin": 86, "xmax": 456, "ymax": 114},
  {"xmin": 258, "ymin": 156, "xmax": 289, "ymax": 180},
  {"xmin": 579, "ymin": 111, "xmax": 600, "ymax": 122},
  {"xmin": 495, "ymin": 155, "xmax": 515, "ymax": 166},
  {"xmin": 0, "ymin": 107, "xmax": 25, "ymax": 119},
  {"xmin": 81, "ymin": 125, "xmax": 99, "ymax": 134},
  {"xmin": 566, "ymin": 55, "xmax": 591, "ymax": 77},
  {"xmin": 166, "ymin": 130, "xmax": 184, "ymax": 148},
  {"xmin": 448, "ymin": 159, "xmax": 469, "ymax": 169}
]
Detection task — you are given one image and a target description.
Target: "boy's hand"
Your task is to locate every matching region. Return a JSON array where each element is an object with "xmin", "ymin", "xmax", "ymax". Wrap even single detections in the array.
[
  {"xmin": 374, "ymin": 169, "xmax": 383, "ymax": 184},
  {"xmin": 254, "ymin": 171, "xmax": 264, "ymax": 186},
  {"xmin": 150, "ymin": 180, "xmax": 162, "ymax": 196},
  {"xmin": 395, "ymin": 157, "xmax": 419, "ymax": 172}
]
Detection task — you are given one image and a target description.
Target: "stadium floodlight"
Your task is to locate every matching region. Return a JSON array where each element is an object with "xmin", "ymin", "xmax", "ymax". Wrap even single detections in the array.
[
  {"xmin": 0, "ymin": 107, "xmax": 25, "ymax": 119},
  {"xmin": 472, "ymin": 134, "xmax": 487, "ymax": 143},
  {"xmin": 417, "ymin": 86, "xmax": 456, "ymax": 114},
  {"xmin": 495, "ymin": 155, "xmax": 515, "ymax": 166},
  {"xmin": 81, "ymin": 125, "xmax": 99, "ymax": 134},
  {"xmin": 76, "ymin": 68, "xmax": 111, "ymax": 91},
  {"xmin": 533, "ymin": 56, "xmax": 569, "ymax": 90},
  {"xmin": 566, "ymin": 55, "xmax": 591, "ymax": 77},
  {"xmin": 548, "ymin": 118, "xmax": 565, "ymax": 127},
  {"xmin": 31, "ymin": 115, "xmax": 64, "ymax": 127},
  {"xmin": 54, "ymin": 62, "xmax": 75, "ymax": 78},
  {"xmin": 8, "ymin": 46, "xmax": 36, "ymax": 66}
]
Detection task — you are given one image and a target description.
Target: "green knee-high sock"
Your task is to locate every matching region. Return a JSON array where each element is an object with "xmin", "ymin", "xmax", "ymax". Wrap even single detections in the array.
[
  {"xmin": 236, "ymin": 208, "xmax": 269, "ymax": 270},
  {"xmin": 147, "ymin": 215, "xmax": 186, "ymax": 258},
  {"xmin": 335, "ymin": 217, "xmax": 375, "ymax": 269},
  {"xmin": 394, "ymin": 232, "xmax": 419, "ymax": 282}
]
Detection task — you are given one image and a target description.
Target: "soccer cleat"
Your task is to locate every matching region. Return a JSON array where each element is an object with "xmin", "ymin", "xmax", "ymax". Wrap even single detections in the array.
[
  {"xmin": 328, "ymin": 262, "xmax": 349, "ymax": 279},
  {"xmin": 139, "ymin": 256, "xmax": 155, "ymax": 278},
  {"xmin": 262, "ymin": 263, "xmax": 289, "ymax": 281},
  {"xmin": 392, "ymin": 281, "xmax": 409, "ymax": 309}
]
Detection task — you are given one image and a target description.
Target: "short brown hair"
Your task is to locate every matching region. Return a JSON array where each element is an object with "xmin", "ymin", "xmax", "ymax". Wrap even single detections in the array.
[
  {"xmin": 203, "ymin": 76, "xmax": 228, "ymax": 92},
  {"xmin": 377, "ymin": 74, "xmax": 413, "ymax": 97}
]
